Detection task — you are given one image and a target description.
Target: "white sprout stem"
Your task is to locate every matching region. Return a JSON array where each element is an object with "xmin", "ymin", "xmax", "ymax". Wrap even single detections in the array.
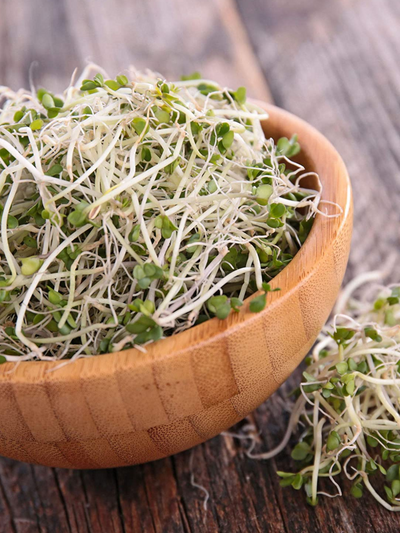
[
  {"xmin": 88, "ymin": 133, "xmax": 185, "ymax": 210},
  {"xmin": 31, "ymin": 323, "xmax": 116, "ymax": 344},
  {"xmin": 362, "ymin": 474, "xmax": 400, "ymax": 511},
  {"xmin": 1, "ymin": 172, "xmax": 21, "ymax": 283},
  {"xmin": 246, "ymin": 396, "xmax": 307, "ymax": 460},
  {"xmin": 311, "ymin": 415, "xmax": 326, "ymax": 504},
  {"xmin": 57, "ymin": 254, "xmax": 81, "ymax": 329},
  {"xmin": 15, "ymin": 224, "xmax": 92, "ymax": 352},
  {"xmin": 158, "ymin": 266, "xmax": 254, "ymax": 326},
  {"xmin": 49, "ymin": 124, "xmax": 124, "ymax": 205}
]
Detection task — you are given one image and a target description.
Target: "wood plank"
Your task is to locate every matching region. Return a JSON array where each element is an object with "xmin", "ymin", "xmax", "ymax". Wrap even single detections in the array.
[
  {"xmin": 236, "ymin": 0, "xmax": 400, "ymax": 281},
  {"xmin": 235, "ymin": 0, "xmax": 400, "ymax": 531},
  {"xmin": 1, "ymin": 0, "xmax": 400, "ymax": 532},
  {"xmin": 0, "ymin": 0, "xmax": 270, "ymax": 101}
]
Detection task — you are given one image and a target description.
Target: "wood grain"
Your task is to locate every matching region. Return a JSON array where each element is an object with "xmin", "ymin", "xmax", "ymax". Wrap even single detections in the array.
[
  {"xmin": 236, "ymin": 0, "xmax": 400, "ymax": 280},
  {"xmin": 0, "ymin": 104, "xmax": 352, "ymax": 469},
  {"xmin": 0, "ymin": 0, "xmax": 399, "ymax": 531},
  {"xmin": 0, "ymin": 0, "xmax": 271, "ymax": 102}
]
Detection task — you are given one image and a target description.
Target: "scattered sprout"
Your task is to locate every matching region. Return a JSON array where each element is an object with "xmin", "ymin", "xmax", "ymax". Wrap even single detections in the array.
[{"xmin": 262, "ymin": 273, "xmax": 400, "ymax": 511}]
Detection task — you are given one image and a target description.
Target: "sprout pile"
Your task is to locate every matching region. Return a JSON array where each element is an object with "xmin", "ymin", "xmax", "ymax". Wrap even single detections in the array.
[
  {"xmin": 258, "ymin": 273, "xmax": 400, "ymax": 511},
  {"xmin": 0, "ymin": 66, "xmax": 320, "ymax": 362}
]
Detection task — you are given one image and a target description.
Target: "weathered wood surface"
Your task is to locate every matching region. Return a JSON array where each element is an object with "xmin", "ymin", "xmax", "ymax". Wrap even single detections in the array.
[{"xmin": 0, "ymin": 0, "xmax": 399, "ymax": 531}]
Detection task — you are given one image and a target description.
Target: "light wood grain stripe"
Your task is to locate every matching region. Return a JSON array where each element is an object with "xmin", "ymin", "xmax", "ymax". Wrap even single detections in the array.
[
  {"xmin": 116, "ymin": 363, "xmax": 170, "ymax": 431},
  {"xmin": 152, "ymin": 352, "xmax": 203, "ymax": 422},
  {"xmin": 12, "ymin": 381, "xmax": 67, "ymax": 443},
  {"xmin": 147, "ymin": 418, "xmax": 204, "ymax": 456},
  {"xmin": 190, "ymin": 338, "xmax": 239, "ymax": 409}
]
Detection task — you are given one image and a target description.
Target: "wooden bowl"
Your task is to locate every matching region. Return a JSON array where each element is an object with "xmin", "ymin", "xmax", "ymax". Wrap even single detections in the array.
[{"xmin": 0, "ymin": 104, "xmax": 352, "ymax": 469}]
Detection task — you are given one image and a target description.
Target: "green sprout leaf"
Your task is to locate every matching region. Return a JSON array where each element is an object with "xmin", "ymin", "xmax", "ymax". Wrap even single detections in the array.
[
  {"xmin": 326, "ymin": 431, "xmax": 341, "ymax": 452},
  {"xmin": 46, "ymin": 164, "xmax": 63, "ymax": 177},
  {"xmin": 291, "ymin": 441, "xmax": 311, "ymax": 461},
  {"xmin": 117, "ymin": 75, "xmax": 128, "ymax": 86},
  {"xmin": 222, "ymin": 130, "xmax": 234, "ymax": 149},
  {"xmin": 105, "ymin": 79, "xmax": 120, "ymax": 91},
  {"xmin": 249, "ymin": 293, "xmax": 266, "ymax": 313},
  {"xmin": 207, "ymin": 295, "xmax": 228, "ymax": 314},
  {"xmin": 30, "ymin": 119, "xmax": 43, "ymax": 131},
  {"xmin": 132, "ymin": 117, "xmax": 147, "ymax": 135},
  {"xmin": 80, "ymin": 81, "xmax": 98, "ymax": 91},
  {"xmin": 198, "ymin": 83, "xmax": 219, "ymax": 96},
  {"xmin": 335, "ymin": 361, "xmax": 348, "ymax": 375},
  {"xmin": 230, "ymin": 297, "xmax": 243, "ymax": 312},
  {"xmin": 277, "ymin": 135, "xmax": 301, "ymax": 158},
  {"xmin": 21, "ymin": 257, "xmax": 43, "ymax": 276},
  {"xmin": 386, "ymin": 465, "xmax": 400, "ymax": 482},
  {"xmin": 48, "ymin": 288, "xmax": 63, "ymax": 306},
  {"xmin": 256, "ymin": 184, "xmax": 273, "ymax": 206},
  {"xmin": 67, "ymin": 201, "xmax": 89, "ymax": 227},
  {"xmin": 154, "ymin": 215, "xmax": 178, "ymax": 239},
  {"xmin": 350, "ymin": 483, "xmax": 363, "ymax": 499},
  {"xmin": 181, "ymin": 72, "xmax": 202, "ymax": 81},
  {"xmin": 333, "ymin": 327, "xmax": 355, "ymax": 345},
  {"xmin": 41, "ymin": 93, "xmax": 55, "ymax": 110},
  {"xmin": 233, "ymin": 87, "xmax": 246, "ymax": 105},
  {"xmin": 154, "ymin": 108, "xmax": 170, "ymax": 124},
  {"xmin": 94, "ymin": 73, "xmax": 104, "ymax": 87},
  {"xmin": 7, "ymin": 215, "xmax": 18, "ymax": 229},
  {"xmin": 215, "ymin": 302, "xmax": 231, "ymax": 319},
  {"xmin": 269, "ymin": 203, "xmax": 286, "ymax": 218}
]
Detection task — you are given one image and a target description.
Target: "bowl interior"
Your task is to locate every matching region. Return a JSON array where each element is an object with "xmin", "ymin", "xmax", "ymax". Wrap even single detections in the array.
[{"xmin": 0, "ymin": 103, "xmax": 351, "ymax": 370}]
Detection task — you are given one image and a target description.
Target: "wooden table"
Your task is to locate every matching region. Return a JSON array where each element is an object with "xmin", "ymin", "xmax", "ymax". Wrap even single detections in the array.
[{"xmin": 1, "ymin": 0, "xmax": 400, "ymax": 531}]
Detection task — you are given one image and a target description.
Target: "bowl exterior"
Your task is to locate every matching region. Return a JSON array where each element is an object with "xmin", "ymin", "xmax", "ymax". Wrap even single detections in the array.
[{"xmin": 0, "ymin": 105, "xmax": 352, "ymax": 468}]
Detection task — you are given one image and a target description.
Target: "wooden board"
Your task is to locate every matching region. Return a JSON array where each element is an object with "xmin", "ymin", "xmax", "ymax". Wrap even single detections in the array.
[{"xmin": 0, "ymin": 0, "xmax": 399, "ymax": 531}]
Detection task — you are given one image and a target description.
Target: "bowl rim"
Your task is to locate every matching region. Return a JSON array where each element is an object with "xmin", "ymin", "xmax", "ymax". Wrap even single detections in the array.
[{"xmin": 0, "ymin": 102, "xmax": 352, "ymax": 378}]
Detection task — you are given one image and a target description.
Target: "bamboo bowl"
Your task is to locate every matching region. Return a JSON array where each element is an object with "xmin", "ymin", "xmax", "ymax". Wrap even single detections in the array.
[{"xmin": 0, "ymin": 104, "xmax": 352, "ymax": 469}]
